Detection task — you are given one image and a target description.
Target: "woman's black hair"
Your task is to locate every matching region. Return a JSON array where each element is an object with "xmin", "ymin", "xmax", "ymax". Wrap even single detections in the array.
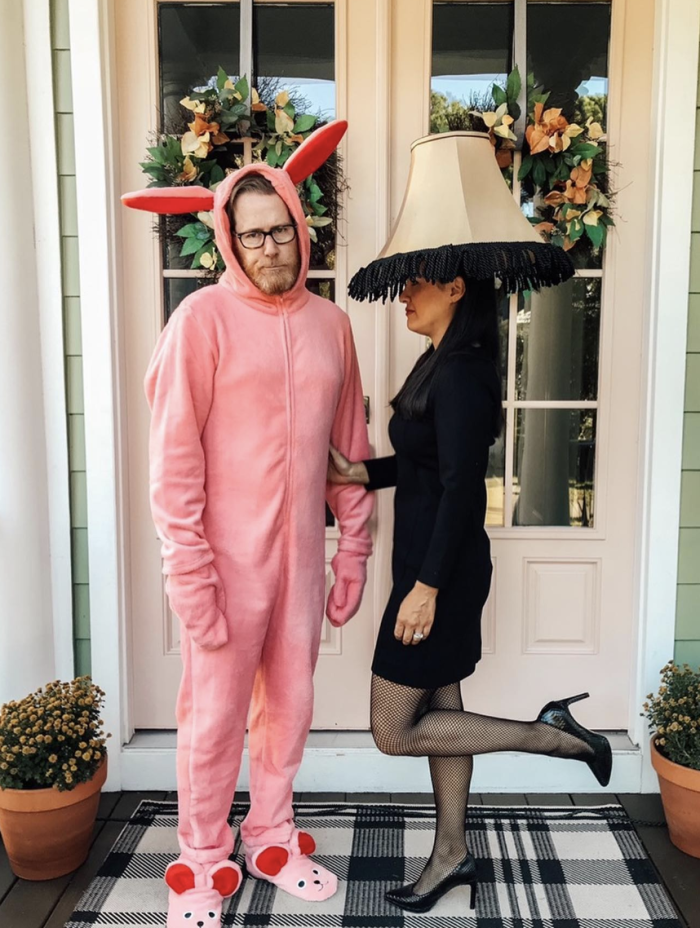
[{"xmin": 390, "ymin": 276, "xmax": 503, "ymax": 438}]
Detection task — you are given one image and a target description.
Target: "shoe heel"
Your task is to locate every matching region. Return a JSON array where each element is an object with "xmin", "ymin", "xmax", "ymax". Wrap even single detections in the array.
[
  {"xmin": 469, "ymin": 880, "xmax": 478, "ymax": 910},
  {"xmin": 561, "ymin": 692, "xmax": 589, "ymax": 708}
]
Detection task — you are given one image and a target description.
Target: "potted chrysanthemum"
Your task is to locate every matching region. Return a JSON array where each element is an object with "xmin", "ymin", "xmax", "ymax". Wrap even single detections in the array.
[
  {"xmin": 0, "ymin": 676, "xmax": 110, "ymax": 879},
  {"xmin": 643, "ymin": 662, "xmax": 700, "ymax": 858}
]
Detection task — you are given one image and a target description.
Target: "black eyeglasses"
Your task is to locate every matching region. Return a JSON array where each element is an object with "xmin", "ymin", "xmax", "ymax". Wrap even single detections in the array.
[{"xmin": 234, "ymin": 223, "xmax": 297, "ymax": 249}]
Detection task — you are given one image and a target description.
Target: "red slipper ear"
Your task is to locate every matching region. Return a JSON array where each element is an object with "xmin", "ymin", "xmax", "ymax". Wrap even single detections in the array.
[
  {"xmin": 284, "ymin": 120, "xmax": 348, "ymax": 185},
  {"xmin": 298, "ymin": 831, "xmax": 316, "ymax": 855},
  {"xmin": 165, "ymin": 862, "xmax": 197, "ymax": 894},
  {"xmin": 211, "ymin": 863, "xmax": 241, "ymax": 897},
  {"xmin": 121, "ymin": 186, "xmax": 215, "ymax": 215},
  {"xmin": 255, "ymin": 845, "xmax": 290, "ymax": 876}
]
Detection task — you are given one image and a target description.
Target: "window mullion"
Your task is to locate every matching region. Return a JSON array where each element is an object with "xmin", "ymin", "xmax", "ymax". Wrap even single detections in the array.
[{"xmin": 240, "ymin": 0, "xmax": 254, "ymax": 105}]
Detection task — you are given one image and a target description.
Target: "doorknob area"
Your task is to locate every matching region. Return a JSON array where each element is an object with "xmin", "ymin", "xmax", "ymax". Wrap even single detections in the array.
[{"xmin": 364, "ymin": 395, "xmax": 370, "ymax": 424}]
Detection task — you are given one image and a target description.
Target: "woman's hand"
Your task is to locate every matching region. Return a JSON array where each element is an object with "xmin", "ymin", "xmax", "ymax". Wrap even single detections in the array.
[
  {"xmin": 327, "ymin": 445, "xmax": 370, "ymax": 485},
  {"xmin": 394, "ymin": 581, "xmax": 438, "ymax": 646}
]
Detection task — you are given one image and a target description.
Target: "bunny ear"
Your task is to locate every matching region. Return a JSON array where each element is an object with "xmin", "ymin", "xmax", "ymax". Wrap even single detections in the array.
[
  {"xmin": 121, "ymin": 186, "xmax": 215, "ymax": 214},
  {"xmin": 165, "ymin": 861, "xmax": 197, "ymax": 894},
  {"xmin": 284, "ymin": 119, "xmax": 348, "ymax": 185}
]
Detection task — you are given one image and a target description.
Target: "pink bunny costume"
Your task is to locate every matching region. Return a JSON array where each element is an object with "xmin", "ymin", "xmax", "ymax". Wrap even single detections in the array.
[{"xmin": 142, "ymin": 155, "xmax": 373, "ymax": 914}]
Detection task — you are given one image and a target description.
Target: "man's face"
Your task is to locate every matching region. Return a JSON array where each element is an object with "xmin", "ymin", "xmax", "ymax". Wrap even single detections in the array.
[{"xmin": 231, "ymin": 191, "xmax": 301, "ymax": 295}]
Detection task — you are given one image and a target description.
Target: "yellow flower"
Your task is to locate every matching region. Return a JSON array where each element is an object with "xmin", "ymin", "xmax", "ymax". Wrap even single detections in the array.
[
  {"xmin": 180, "ymin": 96, "xmax": 206, "ymax": 114},
  {"xmin": 49, "ymin": 754, "xmax": 58, "ymax": 764}
]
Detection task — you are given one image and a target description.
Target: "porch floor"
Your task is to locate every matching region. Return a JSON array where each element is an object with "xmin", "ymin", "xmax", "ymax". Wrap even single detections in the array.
[{"xmin": 1, "ymin": 792, "xmax": 698, "ymax": 928}]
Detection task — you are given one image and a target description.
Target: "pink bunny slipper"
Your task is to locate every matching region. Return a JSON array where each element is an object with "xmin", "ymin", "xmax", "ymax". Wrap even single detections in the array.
[
  {"xmin": 245, "ymin": 830, "xmax": 338, "ymax": 901},
  {"xmin": 165, "ymin": 858, "xmax": 242, "ymax": 927}
]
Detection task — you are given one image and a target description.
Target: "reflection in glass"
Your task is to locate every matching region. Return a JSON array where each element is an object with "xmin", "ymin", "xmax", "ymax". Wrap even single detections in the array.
[
  {"xmin": 527, "ymin": 2, "xmax": 611, "ymax": 129},
  {"xmin": 164, "ymin": 278, "xmax": 211, "ymax": 325},
  {"xmin": 486, "ymin": 426, "xmax": 506, "ymax": 528},
  {"xmin": 254, "ymin": 4, "xmax": 335, "ymax": 119},
  {"xmin": 516, "ymin": 278, "xmax": 600, "ymax": 401},
  {"xmin": 158, "ymin": 3, "xmax": 240, "ymax": 131},
  {"xmin": 513, "ymin": 409, "xmax": 596, "ymax": 527},
  {"xmin": 431, "ymin": 2, "xmax": 513, "ymax": 133},
  {"xmin": 306, "ymin": 279, "xmax": 336, "ymax": 303}
]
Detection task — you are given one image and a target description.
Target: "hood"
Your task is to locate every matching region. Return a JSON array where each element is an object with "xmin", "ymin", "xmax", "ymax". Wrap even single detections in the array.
[{"xmin": 213, "ymin": 163, "xmax": 311, "ymax": 313}]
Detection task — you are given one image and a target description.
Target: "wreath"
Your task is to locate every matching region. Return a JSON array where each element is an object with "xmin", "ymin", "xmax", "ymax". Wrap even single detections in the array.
[
  {"xmin": 432, "ymin": 67, "xmax": 615, "ymax": 257},
  {"xmin": 140, "ymin": 69, "xmax": 347, "ymax": 275}
]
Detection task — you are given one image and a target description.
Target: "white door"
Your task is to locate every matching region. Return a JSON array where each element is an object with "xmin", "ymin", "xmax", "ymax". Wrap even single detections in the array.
[
  {"xmin": 116, "ymin": 0, "xmax": 393, "ymax": 729},
  {"xmin": 391, "ymin": 0, "xmax": 650, "ymax": 731},
  {"xmin": 118, "ymin": 0, "xmax": 651, "ymax": 734}
]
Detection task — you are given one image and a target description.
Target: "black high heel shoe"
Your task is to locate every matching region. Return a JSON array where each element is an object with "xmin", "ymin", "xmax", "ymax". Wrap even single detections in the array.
[
  {"xmin": 537, "ymin": 692, "xmax": 612, "ymax": 787},
  {"xmin": 385, "ymin": 853, "xmax": 478, "ymax": 913}
]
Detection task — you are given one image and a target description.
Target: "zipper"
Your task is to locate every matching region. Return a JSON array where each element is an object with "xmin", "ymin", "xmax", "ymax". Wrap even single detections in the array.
[{"xmin": 279, "ymin": 297, "xmax": 295, "ymax": 534}]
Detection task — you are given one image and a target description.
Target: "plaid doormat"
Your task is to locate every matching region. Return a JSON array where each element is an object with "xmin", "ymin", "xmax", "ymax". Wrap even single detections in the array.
[{"xmin": 66, "ymin": 801, "xmax": 681, "ymax": 926}]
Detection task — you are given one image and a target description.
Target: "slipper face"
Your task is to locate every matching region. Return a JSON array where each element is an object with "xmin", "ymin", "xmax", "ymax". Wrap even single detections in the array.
[
  {"xmin": 247, "ymin": 845, "xmax": 338, "ymax": 902},
  {"xmin": 165, "ymin": 859, "xmax": 242, "ymax": 927}
]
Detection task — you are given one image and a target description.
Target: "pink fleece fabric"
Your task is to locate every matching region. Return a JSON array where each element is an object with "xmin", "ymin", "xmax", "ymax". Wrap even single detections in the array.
[{"xmin": 144, "ymin": 163, "xmax": 374, "ymax": 871}]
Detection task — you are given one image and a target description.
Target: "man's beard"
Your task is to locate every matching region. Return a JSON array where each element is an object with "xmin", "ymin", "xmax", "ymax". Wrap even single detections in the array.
[{"xmin": 248, "ymin": 260, "xmax": 301, "ymax": 295}]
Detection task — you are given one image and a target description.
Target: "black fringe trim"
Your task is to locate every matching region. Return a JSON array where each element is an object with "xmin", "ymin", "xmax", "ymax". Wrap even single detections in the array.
[{"xmin": 348, "ymin": 242, "xmax": 576, "ymax": 303}]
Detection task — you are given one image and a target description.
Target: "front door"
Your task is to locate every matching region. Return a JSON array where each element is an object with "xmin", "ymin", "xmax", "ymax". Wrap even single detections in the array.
[{"xmin": 117, "ymin": 0, "xmax": 651, "ymax": 735}]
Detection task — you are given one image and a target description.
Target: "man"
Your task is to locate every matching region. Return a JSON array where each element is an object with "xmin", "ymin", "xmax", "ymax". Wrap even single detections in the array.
[{"xmin": 143, "ymin": 158, "xmax": 373, "ymax": 922}]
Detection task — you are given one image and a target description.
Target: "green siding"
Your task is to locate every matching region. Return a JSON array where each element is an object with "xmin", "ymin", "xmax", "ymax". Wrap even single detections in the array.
[
  {"xmin": 52, "ymin": 0, "xmax": 90, "ymax": 676},
  {"xmin": 676, "ymin": 70, "xmax": 700, "ymax": 668}
]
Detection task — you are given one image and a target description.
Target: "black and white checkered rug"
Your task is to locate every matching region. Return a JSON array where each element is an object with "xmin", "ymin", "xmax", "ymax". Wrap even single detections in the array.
[{"xmin": 66, "ymin": 801, "xmax": 681, "ymax": 926}]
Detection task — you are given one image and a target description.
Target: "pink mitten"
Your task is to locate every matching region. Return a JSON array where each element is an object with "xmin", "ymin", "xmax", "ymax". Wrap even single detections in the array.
[
  {"xmin": 165, "ymin": 563, "xmax": 228, "ymax": 650},
  {"xmin": 325, "ymin": 550, "xmax": 367, "ymax": 627},
  {"xmin": 246, "ymin": 831, "xmax": 337, "ymax": 902},
  {"xmin": 165, "ymin": 858, "xmax": 242, "ymax": 927}
]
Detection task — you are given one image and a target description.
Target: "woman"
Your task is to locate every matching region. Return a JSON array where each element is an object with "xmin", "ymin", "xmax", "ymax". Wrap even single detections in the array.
[{"xmin": 328, "ymin": 274, "xmax": 612, "ymax": 913}]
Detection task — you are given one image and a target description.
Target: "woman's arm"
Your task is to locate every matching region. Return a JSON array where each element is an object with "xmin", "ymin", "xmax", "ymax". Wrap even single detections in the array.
[
  {"xmin": 416, "ymin": 357, "xmax": 495, "ymax": 590},
  {"xmin": 364, "ymin": 455, "xmax": 398, "ymax": 491}
]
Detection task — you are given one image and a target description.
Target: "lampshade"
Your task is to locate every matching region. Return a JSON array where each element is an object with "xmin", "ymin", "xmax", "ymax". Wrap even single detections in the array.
[{"xmin": 348, "ymin": 131, "xmax": 575, "ymax": 302}]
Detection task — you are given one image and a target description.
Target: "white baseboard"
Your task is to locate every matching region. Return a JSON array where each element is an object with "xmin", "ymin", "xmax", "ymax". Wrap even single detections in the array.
[{"xmin": 119, "ymin": 731, "xmax": 646, "ymax": 795}]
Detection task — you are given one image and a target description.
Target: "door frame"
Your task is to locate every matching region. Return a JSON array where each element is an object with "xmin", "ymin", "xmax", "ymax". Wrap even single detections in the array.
[{"xmin": 67, "ymin": 0, "xmax": 698, "ymax": 791}]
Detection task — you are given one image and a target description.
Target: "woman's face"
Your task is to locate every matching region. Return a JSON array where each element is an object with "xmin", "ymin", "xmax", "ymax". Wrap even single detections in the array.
[{"xmin": 399, "ymin": 277, "xmax": 466, "ymax": 345}]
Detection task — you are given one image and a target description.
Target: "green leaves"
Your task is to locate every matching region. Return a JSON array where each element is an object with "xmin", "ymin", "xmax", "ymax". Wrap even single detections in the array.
[
  {"xmin": 234, "ymin": 76, "xmax": 249, "ymax": 100},
  {"xmin": 176, "ymin": 221, "xmax": 213, "ymax": 264},
  {"xmin": 294, "ymin": 114, "xmax": 317, "ymax": 133},
  {"xmin": 584, "ymin": 221, "xmax": 604, "ymax": 250}
]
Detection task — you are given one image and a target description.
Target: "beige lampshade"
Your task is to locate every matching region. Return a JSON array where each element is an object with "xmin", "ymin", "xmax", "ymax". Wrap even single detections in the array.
[{"xmin": 349, "ymin": 131, "xmax": 574, "ymax": 303}]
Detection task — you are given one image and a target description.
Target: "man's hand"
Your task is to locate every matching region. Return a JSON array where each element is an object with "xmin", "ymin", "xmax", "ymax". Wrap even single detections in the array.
[
  {"xmin": 165, "ymin": 564, "xmax": 229, "ymax": 650},
  {"xmin": 394, "ymin": 581, "xmax": 438, "ymax": 646}
]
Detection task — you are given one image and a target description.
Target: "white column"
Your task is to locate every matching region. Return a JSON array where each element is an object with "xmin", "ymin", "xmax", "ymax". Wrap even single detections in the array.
[{"xmin": 0, "ymin": 1, "xmax": 57, "ymax": 702}]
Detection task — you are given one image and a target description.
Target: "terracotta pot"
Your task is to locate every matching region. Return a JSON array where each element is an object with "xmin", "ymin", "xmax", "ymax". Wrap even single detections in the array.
[
  {"xmin": 650, "ymin": 737, "xmax": 700, "ymax": 858},
  {"xmin": 0, "ymin": 756, "xmax": 107, "ymax": 880}
]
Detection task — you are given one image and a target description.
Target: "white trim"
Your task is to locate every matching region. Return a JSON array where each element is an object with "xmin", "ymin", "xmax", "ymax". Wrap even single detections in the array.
[
  {"xmin": 23, "ymin": 0, "xmax": 74, "ymax": 681},
  {"xmin": 120, "ymin": 732, "xmax": 640, "ymax": 794},
  {"xmin": 632, "ymin": 0, "xmax": 700, "ymax": 789},
  {"xmin": 68, "ymin": 0, "xmax": 130, "ymax": 791}
]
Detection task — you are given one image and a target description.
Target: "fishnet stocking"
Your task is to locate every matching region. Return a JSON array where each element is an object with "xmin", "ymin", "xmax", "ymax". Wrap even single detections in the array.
[{"xmin": 370, "ymin": 674, "xmax": 593, "ymax": 894}]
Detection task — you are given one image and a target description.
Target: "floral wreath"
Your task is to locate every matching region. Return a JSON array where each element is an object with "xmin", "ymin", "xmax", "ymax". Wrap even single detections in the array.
[
  {"xmin": 140, "ymin": 69, "xmax": 346, "ymax": 274},
  {"xmin": 459, "ymin": 67, "xmax": 615, "ymax": 255}
]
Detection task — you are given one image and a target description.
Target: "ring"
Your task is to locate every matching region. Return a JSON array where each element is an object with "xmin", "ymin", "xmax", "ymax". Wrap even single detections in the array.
[{"xmin": 412, "ymin": 632, "xmax": 424, "ymax": 640}]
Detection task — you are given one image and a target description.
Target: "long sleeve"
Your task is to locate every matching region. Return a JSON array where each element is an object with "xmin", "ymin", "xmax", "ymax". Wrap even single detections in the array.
[
  {"xmin": 325, "ymin": 316, "xmax": 374, "ymax": 558},
  {"xmin": 143, "ymin": 304, "xmax": 218, "ymax": 576},
  {"xmin": 364, "ymin": 455, "xmax": 398, "ymax": 491},
  {"xmin": 416, "ymin": 357, "xmax": 494, "ymax": 590}
]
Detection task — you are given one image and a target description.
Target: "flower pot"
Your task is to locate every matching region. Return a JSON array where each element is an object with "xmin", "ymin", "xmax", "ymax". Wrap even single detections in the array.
[
  {"xmin": 650, "ymin": 737, "xmax": 700, "ymax": 858},
  {"xmin": 0, "ymin": 756, "xmax": 107, "ymax": 880}
]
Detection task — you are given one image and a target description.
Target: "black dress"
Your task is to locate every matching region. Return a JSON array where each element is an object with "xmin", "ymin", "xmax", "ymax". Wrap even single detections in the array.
[{"xmin": 364, "ymin": 349, "xmax": 500, "ymax": 689}]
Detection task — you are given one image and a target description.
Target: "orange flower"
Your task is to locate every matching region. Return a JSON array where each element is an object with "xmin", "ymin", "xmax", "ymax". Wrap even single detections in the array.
[{"xmin": 526, "ymin": 104, "xmax": 583, "ymax": 154}]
